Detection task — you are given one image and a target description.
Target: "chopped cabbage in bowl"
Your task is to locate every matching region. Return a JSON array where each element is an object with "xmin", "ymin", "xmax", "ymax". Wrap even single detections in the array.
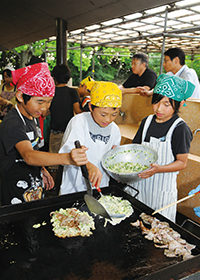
[{"xmin": 101, "ymin": 144, "xmax": 158, "ymax": 183}]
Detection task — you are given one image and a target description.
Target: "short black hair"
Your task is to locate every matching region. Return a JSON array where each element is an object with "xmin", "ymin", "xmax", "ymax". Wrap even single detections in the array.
[
  {"xmin": 132, "ymin": 53, "xmax": 148, "ymax": 67},
  {"xmin": 16, "ymin": 93, "xmax": 32, "ymax": 104},
  {"xmin": 27, "ymin": 55, "xmax": 43, "ymax": 66},
  {"xmin": 152, "ymin": 93, "xmax": 181, "ymax": 114},
  {"xmin": 164, "ymin": 48, "xmax": 185, "ymax": 65},
  {"xmin": 52, "ymin": 64, "xmax": 71, "ymax": 84},
  {"xmin": 90, "ymin": 104, "xmax": 117, "ymax": 111}
]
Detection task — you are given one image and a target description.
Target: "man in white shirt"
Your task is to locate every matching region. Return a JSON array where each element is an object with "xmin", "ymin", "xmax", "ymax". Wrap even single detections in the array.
[{"xmin": 164, "ymin": 48, "xmax": 200, "ymax": 99}]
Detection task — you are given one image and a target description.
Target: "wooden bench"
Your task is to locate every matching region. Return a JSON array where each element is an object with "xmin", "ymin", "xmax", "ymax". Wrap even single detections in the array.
[{"xmin": 117, "ymin": 124, "xmax": 139, "ymax": 145}]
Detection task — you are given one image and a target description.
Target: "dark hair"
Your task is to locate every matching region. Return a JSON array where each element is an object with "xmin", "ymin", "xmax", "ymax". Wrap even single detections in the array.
[
  {"xmin": 90, "ymin": 104, "xmax": 117, "ymax": 111},
  {"xmin": 16, "ymin": 93, "xmax": 32, "ymax": 104},
  {"xmin": 164, "ymin": 48, "xmax": 185, "ymax": 65},
  {"xmin": 152, "ymin": 93, "xmax": 181, "ymax": 114},
  {"xmin": 52, "ymin": 64, "xmax": 71, "ymax": 84},
  {"xmin": 3, "ymin": 69, "xmax": 12, "ymax": 82},
  {"xmin": 132, "ymin": 53, "xmax": 148, "ymax": 67},
  {"xmin": 27, "ymin": 55, "xmax": 43, "ymax": 66}
]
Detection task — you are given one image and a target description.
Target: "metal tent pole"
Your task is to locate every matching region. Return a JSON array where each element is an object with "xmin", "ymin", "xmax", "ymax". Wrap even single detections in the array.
[
  {"xmin": 56, "ymin": 18, "xmax": 67, "ymax": 65},
  {"xmin": 92, "ymin": 48, "xmax": 95, "ymax": 79},
  {"xmin": 160, "ymin": 7, "xmax": 168, "ymax": 75},
  {"xmin": 80, "ymin": 33, "xmax": 83, "ymax": 82}
]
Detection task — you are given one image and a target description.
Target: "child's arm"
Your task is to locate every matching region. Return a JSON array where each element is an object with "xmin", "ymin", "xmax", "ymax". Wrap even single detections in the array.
[
  {"xmin": 138, "ymin": 153, "xmax": 188, "ymax": 179},
  {"xmin": 86, "ymin": 161, "xmax": 102, "ymax": 188},
  {"xmin": 15, "ymin": 140, "xmax": 88, "ymax": 167},
  {"xmin": 73, "ymin": 102, "xmax": 82, "ymax": 114},
  {"xmin": 119, "ymin": 85, "xmax": 151, "ymax": 95}
]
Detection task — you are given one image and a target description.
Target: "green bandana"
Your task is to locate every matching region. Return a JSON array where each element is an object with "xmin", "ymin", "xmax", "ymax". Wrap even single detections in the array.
[{"xmin": 153, "ymin": 74, "xmax": 195, "ymax": 101}]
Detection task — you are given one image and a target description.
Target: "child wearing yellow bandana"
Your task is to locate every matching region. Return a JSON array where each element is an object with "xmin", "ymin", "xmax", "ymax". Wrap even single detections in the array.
[
  {"xmin": 126, "ymin": 74, "xmax": 195, "ymax": 222},
  {"xmin": 59, "ymin": 81, "xmax": 122, "ymax": 195},
  {"xmin": 78, "ymin": 76, "xmax": 95, "ymax": 112}
]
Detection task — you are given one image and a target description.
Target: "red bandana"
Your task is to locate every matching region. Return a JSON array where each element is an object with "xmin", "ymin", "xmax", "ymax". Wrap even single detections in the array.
[{"xmin": 12, "ymin": 62, "xmax": 55, "ymax": 97}]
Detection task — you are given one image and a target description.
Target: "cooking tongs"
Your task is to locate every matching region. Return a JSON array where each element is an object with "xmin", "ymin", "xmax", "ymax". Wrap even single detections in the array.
[{"xmin": 74, "ymin": 141, "xmax": 112, "ymax": 220}]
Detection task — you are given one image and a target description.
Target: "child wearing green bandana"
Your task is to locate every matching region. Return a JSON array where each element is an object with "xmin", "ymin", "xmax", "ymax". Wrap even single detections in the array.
[{"xmin": 126, "ymin": 74, "xmax": 195, "ymax": 222}]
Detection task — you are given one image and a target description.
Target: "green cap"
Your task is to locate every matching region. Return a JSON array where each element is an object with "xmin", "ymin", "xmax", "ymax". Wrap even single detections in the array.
[{"xmin": 153, "ymin": 74, "xmax": 195, "ymax": 101}]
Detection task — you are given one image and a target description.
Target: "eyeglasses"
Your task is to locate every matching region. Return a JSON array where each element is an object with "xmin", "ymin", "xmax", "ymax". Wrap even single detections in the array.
[{"xmin": 131, "ymin": 62, "xmax": 142, "ymax": 66}]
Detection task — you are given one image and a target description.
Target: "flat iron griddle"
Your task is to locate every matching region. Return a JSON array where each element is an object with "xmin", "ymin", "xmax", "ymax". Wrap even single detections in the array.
[{"xmin": 0, "ymin": 186, "xmax": 200, "ymax": 280}]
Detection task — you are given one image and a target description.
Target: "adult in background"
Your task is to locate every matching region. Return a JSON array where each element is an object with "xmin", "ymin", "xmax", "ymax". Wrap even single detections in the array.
[
  {"xmin": 163, "ymin": 48, "xmax": 200, "ymax": 99},
  {"xmin": 138, "ymin": 48, "xmax": 200, "ymax": 98},
  {"xmin": 0, "ymin": 68, "xmax": 17, "ymax": 119},
  {"xmin": 48, "ymin": 64, "xmax": 82, "ymax": 188},
  {"xmin": 118, "ymin": 52, "xmax": 157, "ymax": 96}
]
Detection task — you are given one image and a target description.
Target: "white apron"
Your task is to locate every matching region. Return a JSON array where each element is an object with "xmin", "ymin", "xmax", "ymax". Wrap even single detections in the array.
[{"xmin": 126, "ymin": 115, "xmax": 183, "ymax": 222}]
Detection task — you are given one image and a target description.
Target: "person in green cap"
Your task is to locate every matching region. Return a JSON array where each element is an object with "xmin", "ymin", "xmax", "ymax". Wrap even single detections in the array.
[{"xmin": 126, "ymin": 74, "xmax": 195, "ymax": 222}]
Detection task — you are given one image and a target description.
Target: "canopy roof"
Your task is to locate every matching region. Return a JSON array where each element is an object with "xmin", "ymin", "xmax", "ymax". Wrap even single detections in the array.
[
  {"xmin": 66, "ymin": 0, "xmax": 200, "ymax": 55},
  {"xmin": 1, "ymin": 0, "xmax": 200, "ymax": 55},
  {"xmin": 0, "ymin": 0, "xmax": 182, "ymax": 50}
]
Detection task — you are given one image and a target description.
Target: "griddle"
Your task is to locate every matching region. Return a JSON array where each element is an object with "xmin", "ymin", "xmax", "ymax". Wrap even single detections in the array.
[{"xmin": 0, "ymin": 186, "xmax": 200, "ymax": 280}]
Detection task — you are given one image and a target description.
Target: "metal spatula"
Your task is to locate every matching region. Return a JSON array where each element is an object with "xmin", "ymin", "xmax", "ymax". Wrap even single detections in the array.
[{"xmin": 74, "ymin": 141, "xmax": 112, "ymax": 220}]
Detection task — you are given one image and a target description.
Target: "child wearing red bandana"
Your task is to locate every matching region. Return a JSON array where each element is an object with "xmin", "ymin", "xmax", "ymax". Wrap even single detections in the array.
[{"xmin": 0, "ymin": 63, "xmax": 88, "ymax": 206}]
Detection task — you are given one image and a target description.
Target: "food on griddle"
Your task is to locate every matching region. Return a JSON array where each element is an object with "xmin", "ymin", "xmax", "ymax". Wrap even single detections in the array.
[
  {"xmin": 32, "ymin": 223, "xmax": 41, "ymax": 228},
  {"xmin": 131, "ymin": 213, "xmax": 196, "ymax": 261},
  {"xmin": 98, "ymin": 195, "xmax": 133, "ymax": 225},
  {"xmin": 50, "ymin": 208, "xmax": 95, "ymax": 238},
  {"xmin": 32, "ymin": 221, "xmax": 47, "ymax": 229},
  {"xmin": 106, "ymin": 161, "xmax": 148, "ymax": 173}
]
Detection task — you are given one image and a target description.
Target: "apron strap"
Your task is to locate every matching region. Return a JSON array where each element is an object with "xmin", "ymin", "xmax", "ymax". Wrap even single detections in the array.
[
  {"xmin": 141, "ymin": 114, "xmax": 154, "ymax": 142},
  {"xmin": 165, "ymin": 117, "xmax": 183, "ymax": 141},
  {"xmin": 15, "ymin": 104, "xmax": 38, "ymax": 126}
]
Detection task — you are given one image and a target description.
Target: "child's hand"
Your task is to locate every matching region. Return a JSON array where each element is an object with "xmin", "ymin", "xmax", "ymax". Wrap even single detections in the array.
[
  {"xmin": 70, "ymin": 146, "xmax": 88, "ymax": 166},
  {"xmin": 138, "ymin": 163, "xmax": 160, "ymax": 179},
  {"xmin": 42, "ymin": 167, "xmax": 55, "ymax": 190},
  {"xmin": 87, "ymin": 162, "xmax": 102, "ymax": 188},
  {"xmin": 136, "ymin": 87, "xmax": 153, "ymax": 97}
]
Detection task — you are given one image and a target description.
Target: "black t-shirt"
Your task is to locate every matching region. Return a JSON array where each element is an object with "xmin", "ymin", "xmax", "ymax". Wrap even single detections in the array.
[
  {"xmin": 0, "ymin": 108, "xmax": 41, "ymax": 173},
  {"xmin": 50, "ymin": 86, "xmax": 80, "ymax": 132},
  {"xmin": 133, "ymin": 114, "xmax": 193, "ymax": 159},
  {"xmin": 123, "ymin": 67, "xmax": 157, "ymax": 89},
  {"xmin": 0, "ymin": 108, "xmax": 43, "ymax": 205}
]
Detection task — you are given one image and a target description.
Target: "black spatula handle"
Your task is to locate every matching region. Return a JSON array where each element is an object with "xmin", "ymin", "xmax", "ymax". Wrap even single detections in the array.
[{"xmin": 74, "ymin": 140, "xmax": 89, "ymax": 179}]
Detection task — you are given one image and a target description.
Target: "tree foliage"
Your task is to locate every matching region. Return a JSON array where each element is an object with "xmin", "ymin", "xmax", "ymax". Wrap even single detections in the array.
[{"xmin": 1, "ymin": 38, "xmax": 200, "ymax": 86}]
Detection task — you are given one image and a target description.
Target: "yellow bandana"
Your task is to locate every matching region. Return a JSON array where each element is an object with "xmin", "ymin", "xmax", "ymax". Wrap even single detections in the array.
[
  {"xmin": 80, "ymin": 76, "xmax": 95, "ymax": 91},
  {"xmin": 90, "ymin": 81, "xmax": 122, "ymax": 108}
]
